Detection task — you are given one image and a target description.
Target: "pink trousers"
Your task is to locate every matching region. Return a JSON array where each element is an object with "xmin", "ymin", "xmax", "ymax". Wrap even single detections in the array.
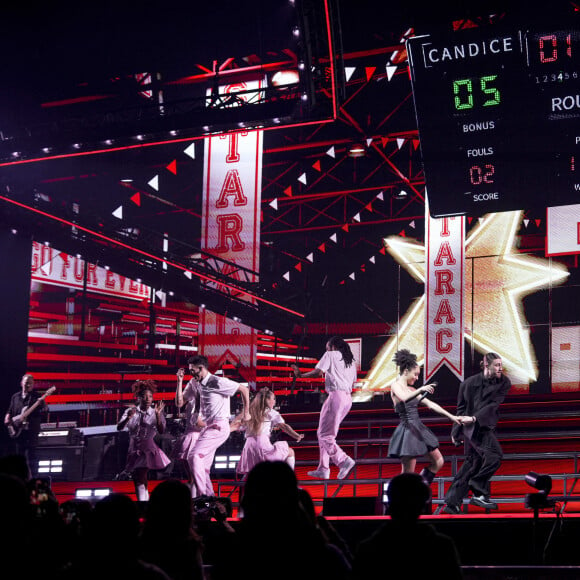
[
  {"xmin": 316, "ymin": 390, "xmax": 352, "ymax": 470},
  {"xmin": 190, "ymin": 419, "xmax": 231, "ymax": 497}
]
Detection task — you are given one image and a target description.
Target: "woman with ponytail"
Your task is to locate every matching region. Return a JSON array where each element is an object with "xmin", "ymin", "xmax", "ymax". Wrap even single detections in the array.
[
  {"xmin": 236, "ymin": 387, "xmax": 303, "ymax": 475},
  {"xmin": 292, "ymin": 336, "xmax": 357, "ymax": 480}
]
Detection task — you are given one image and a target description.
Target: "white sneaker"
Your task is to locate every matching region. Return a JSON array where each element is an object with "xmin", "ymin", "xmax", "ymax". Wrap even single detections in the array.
[
  {"xmin": 307, "ymin": 468, "xmax": 330, "ymax": 479},
  {"xmin": 337, "ymin": 457, "xmax": 355, "ymax": 479}
]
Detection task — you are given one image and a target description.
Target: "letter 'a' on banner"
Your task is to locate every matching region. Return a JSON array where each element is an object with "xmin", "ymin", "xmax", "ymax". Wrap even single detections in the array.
[
  {"xmin": 198, "ymin": 80, "xmax": 265, "ymax": 388},
  {"xmin": 424, "ymin": 201, "xmax": 465, "ymax": 381}
]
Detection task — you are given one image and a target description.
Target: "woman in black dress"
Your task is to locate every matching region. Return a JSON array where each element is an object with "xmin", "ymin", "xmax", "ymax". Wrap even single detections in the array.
[{"xmin": 388, "ymin": 349, "xmax": 462, "ymax": 484}]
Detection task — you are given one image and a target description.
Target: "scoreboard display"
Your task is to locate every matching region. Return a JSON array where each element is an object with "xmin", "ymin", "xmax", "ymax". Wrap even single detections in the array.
[{"xmin": 407, "ymin": 26, "xmax": 580, "ymax": 217}]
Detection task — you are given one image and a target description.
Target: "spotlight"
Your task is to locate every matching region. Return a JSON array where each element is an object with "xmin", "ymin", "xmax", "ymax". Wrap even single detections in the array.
[
  {"xmin": 524, "ymin": 471, "xmax": 556, "ymax": 510},
  {"xmin": 75, "ymin": 488, "xmax": 112, "ymax": 500},
  {"xmin": 347, "ymin": 143, "xmax": 366, "ymax": 158},
  {"xmin": 271, "ymin": 69, "xmax": 300, "ymax": 88}
]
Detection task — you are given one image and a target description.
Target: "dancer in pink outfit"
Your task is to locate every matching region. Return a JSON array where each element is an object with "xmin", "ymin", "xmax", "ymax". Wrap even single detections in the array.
[
  {"xmin": 187, "ymin": 355, "xmax": 250, "ymax": 498},
  {"xmin": 117, "ymin": 379, "xmax": 171, "ymax": 501},
  {"xmin": 292, "ymin": 336, "xmax": 356, "ymax": 480},
  {"xmin": 236, "ymin": 387, "xmax": 304, "ymax": 476},
  {"xmin": 174, "ymin": 367, "xmax": 206, "ymax": 497}
]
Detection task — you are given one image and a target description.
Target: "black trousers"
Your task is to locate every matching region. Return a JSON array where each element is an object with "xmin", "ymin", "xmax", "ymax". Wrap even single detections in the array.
[{"xmin": 445, "ymin": 428, "xmax": 503, "ymax": 506}]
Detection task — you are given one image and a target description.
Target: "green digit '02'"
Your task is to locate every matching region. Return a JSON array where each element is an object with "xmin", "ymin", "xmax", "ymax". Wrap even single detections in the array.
[
  {"xmin": 480, "ymin": 75, "xmax": 500, "ymax": 106},
  {"xmin": 453, "ymin": 78, "xmax": 473, "ymax": 110}
]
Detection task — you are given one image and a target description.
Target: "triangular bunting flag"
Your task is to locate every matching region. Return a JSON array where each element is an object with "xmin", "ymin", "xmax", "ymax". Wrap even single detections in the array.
[
  {"xmin": 535, "ymin": 219, "xmax": 541, "ymax": 227},
  {"xmin": 379, "ymin": 247, "xmax": 386, "ymax": 255},
  {"xmin": 148, "ymin": 175, "xmax": 159, "ymax": 191},
  {"xmin": 377, "ymin": 191, "xmax": 384, "ymax": 201},
  {"xmin": 269, "ymin": 198, "xmax": 278, "ymax": 210},
  {"xmin": 294, "ymin": 262, "xmax": 302, "ymax": 272},
  {"xmin": 339, "ymin": 280, "xmax": 345, "ymax": 285},
  {"xmin": 478, "ymin": 217, "xmax": 484, "ymax": 224},
  {"xmin": 184, "ymin": 142, "xmax": 196, "ymax": 159},
  {"xmin": 283, "ymin": 272, "xmax": 290, "ymax": 281},
  {"xmin": 366, "ymin": 137, "xmax": 373, "ymax": 147},
  {"xmin": 342, "ymin": 224, "xmax": 349, "ymax": 233},
  {"xmin": 398, "ymin": 230, "xmax": 406, "ymax": 237},
  {"xmin": 413, "ymin": 139, "xmax": 420, "ymax": 150},
  {"xmin": 130, "ymin": 192, "xmax": 141, "ymax": 206},
  {"xmin": 283, "ymin": 186, "xmax": 293, "ymax": 197},
  {"xmin": 468, "ymin": 217, "xmax": 474, "ymax": 225},
  {"xmin": 329, "ymin": 233, "xmax": 337, "ymax": 243},
  {"xmin": 397, "ymin": 138, "xmax": 405, "ymax": 150},
  {"xmin": 112, "ymin": 206, "xmax": 123, "ymax": 220},
  {"xmin": 353, "ymin": 213, "xmax": 361, "ymax": 222},
  {"xmin": 326, "ymin": 146, "xmax": 335, "ymax": 158},
  {"xmin": 166, "ymin": 160, "xmax": 177, "ymax": 174},
  {"xmin": 365, "ymin": 67, "xmax": 376, "ymax": 81},
  {"xmin": 523, "ymin": 219, "xmax": 529, "ymax": 227},
  {"xmin": 298, "ymin": 173, "xmax": 307, "ymax": 185},
  {"xmin": 409, "ymin": 220, "xmax": 416, "ymax": 228},
  {"xmin": 184, "ymin": 271, "xmax": 193, "ymax": 280},
  {"xmin": 381, "ymin": 137, "xmax": 389, "ymax": 148},
  {"xmin": 360, "ymin": 264, "xmax": 366, "ymax": 272},
  {"xmin": 349, "ymin": 272, "xmax": 356, "ymax": 280},
  {"xmin": 318, "ymin": 243, "xmax": 326, "ymax": 253},
  {"xmin": 365, "ymin": 202, "xmax": 373, "ymax": 212},
  {"xmin": 312, "ymin": 160, "xmax": 321, "ymax": 172},
  {"xmin": 155, "ymin": 290, "xmax": 167, "ymax": 307},
  {"xmin": 306, "ymin": 253, "xmax": 314, "ymax": 262},
  {"xmin": 369, "ymin": 256, "xmax": 376, "ymax": 264},
  {"xmin": 345, "ymin": 66, "xmax": 356, "ymax": 82},
  {"xmin": 386, "ymin": 65, "xmax": 397, "ymax": 81}
]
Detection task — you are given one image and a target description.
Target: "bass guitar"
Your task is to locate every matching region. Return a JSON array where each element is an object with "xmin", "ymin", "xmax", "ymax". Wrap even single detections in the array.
[{"xmin": 7, "ymin": 386, "xmax": 56, "ymax": 438}]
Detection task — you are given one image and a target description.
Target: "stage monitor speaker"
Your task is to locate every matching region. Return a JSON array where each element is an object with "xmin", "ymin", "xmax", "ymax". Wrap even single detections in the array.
[
  {"xmin": 34, "ymin": 445, "xmax": 84, "ymax": 481},
  {"xmin": 322, "ymin": 496, "xmax": 382, "ymax": 516}
]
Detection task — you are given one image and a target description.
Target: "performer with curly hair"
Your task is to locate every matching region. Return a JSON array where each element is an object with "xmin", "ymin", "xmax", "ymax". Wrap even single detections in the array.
[
  {"xmin": 388, "ymin": 349, "xmax": 464, "ymax": 485},
  {"xmin": 292, "ymin": 336, "xmax": 357, "ymax": 480},
  {"xmin": 117, "ymin": 379, "xmax": 171, "ymax": 501},
  {"xmin": 236, "ymin": 387, "xmax": 304, "ymax": 476}
]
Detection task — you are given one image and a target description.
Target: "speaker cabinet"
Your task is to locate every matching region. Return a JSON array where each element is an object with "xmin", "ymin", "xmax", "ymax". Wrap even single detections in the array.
[{"xmin": 322, "ymin": 496, "xmax": 382, "ymax": 516}]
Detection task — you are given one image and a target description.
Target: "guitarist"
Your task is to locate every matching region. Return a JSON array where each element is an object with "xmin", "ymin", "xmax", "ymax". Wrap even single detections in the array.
[{"xmin": 4, "ymin": 374, "xmax": 47, "ymax": 460}]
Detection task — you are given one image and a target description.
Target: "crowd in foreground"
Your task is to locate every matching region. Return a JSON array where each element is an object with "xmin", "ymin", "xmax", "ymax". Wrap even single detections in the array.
[{"xmin": 0, "ymin": 455, "xmax": 462, "ymax": 580}]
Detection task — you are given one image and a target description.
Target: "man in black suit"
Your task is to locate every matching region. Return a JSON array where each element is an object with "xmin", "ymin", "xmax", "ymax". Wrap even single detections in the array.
[{"xmin": 443, "ymin": 353, "xmax": 511, "ymax": 513}]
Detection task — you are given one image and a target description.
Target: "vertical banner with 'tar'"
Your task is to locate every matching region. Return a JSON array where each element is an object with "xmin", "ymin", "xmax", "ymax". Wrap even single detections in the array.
[
  {"xmin": 199, "ymin": 80, "xmax": 264, "ymax": 387},
  {"xmin": 425, "ymin": 210, "xmax": 465, "ymax": 381}
]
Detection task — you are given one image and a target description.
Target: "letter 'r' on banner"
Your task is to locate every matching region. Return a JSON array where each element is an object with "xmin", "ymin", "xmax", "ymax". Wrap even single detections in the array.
[{"xmin": 424, "ymin": 201, "xmax": 465, "ymax": 381}]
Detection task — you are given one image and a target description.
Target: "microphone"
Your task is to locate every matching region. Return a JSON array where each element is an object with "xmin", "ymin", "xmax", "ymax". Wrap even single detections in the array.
[{"xmin": 417, "ymin": 381, "xmax": 437, "ymax": 402}]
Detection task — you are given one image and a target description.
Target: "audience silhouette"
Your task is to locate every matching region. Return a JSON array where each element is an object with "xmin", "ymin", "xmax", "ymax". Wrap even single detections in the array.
[{"xmin": 353, "ymin": 472, "xmax": 462, "ymax": 579}]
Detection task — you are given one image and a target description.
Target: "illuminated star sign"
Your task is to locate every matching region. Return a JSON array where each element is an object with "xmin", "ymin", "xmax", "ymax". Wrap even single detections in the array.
[{"xmin": 357, "ymin": 211, "xmax": 569, "ymax": 401}]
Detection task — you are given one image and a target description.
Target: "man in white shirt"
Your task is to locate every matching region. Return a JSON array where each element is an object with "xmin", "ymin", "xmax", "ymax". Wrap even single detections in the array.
[{"xmin": 186, "ymin": 355, "xmax": 250, "ymax": 497}]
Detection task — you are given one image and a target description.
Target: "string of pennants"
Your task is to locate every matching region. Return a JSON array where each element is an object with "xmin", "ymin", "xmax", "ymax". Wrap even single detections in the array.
[
  {"xmin": 110, "ymin": 141, "xmax": 198, "ymax": 306},
  {"xmin": 340, "ymin": 27, "xmax": 415, "ymax": 86},
  {"xmin": 268, "ymin": 135, "xmax": 419, "ymax": 213}
]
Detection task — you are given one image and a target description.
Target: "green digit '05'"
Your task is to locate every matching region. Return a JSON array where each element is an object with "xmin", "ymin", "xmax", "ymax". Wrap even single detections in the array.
[
  {"xmin": 480, "ymin": 75, "xmax": 500, "ymax": 106},
  {"xmin": 453, "ymin": 75, "xmax": 501, "ymax": 110}
]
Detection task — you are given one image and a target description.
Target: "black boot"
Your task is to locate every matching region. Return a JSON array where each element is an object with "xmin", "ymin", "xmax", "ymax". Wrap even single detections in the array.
[{"xmin": 420, "ymin": 468, "xmax": 435, "ymax": 484}]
